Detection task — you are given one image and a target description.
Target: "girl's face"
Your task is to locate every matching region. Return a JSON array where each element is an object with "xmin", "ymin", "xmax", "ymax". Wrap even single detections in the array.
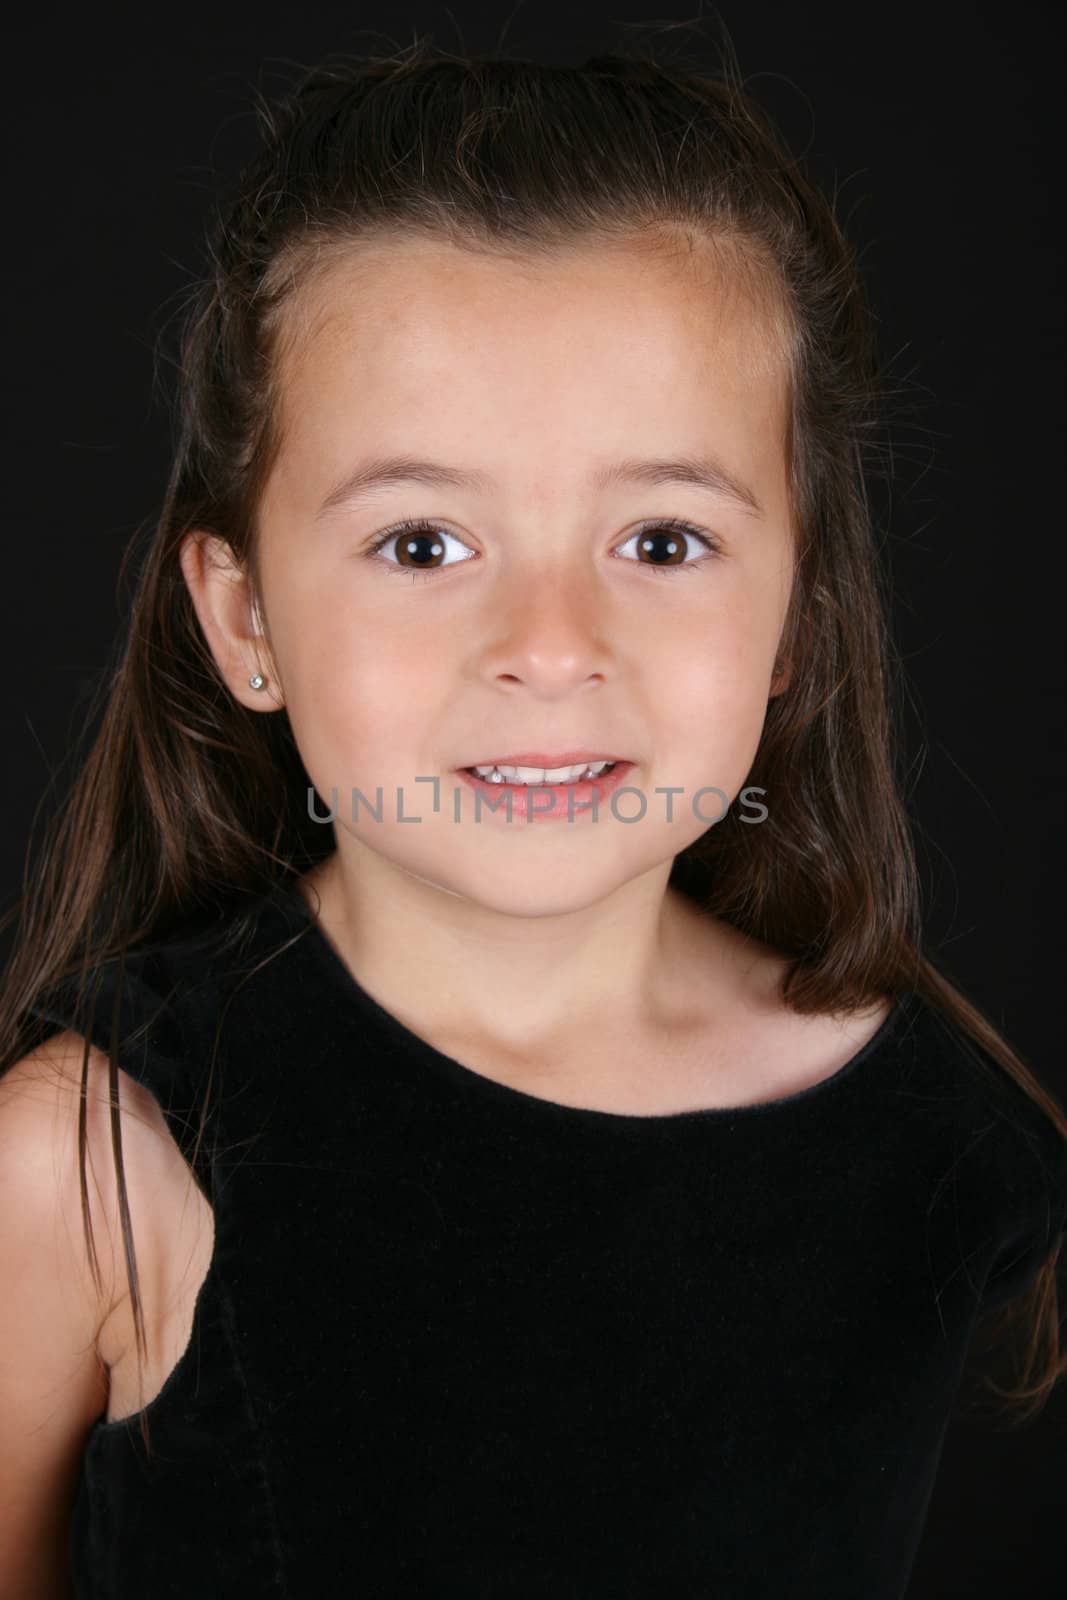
[{"xmin": 210, "ymin": 233, "xmax": 796, "ymax": 916}]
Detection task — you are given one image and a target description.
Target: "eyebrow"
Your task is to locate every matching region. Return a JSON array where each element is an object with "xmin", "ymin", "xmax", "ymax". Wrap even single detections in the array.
[{"xmin": 313, "ymin": 451, "xmax": 766, "ymax": 522}]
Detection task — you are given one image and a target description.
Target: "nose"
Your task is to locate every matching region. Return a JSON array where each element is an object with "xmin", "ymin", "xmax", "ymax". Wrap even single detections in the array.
[{"xmin": 476, "ymin": 564, "xmax": 614, "ymax": 696}]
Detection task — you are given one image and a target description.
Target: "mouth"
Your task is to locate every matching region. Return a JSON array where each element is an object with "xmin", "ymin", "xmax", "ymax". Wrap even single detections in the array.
[
  {"xmin": 454, "ymin": 757, "xmax": 635, "ymax": 820},
  {"xmin": 459, "ymin": 757, "xmax": 626, "ymax": 785}
]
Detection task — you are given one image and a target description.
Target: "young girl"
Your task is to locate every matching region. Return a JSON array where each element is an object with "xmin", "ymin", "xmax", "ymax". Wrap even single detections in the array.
[{"xmin": 2, "ymin": 35, "xmax": 1064, "ymax": 1600}]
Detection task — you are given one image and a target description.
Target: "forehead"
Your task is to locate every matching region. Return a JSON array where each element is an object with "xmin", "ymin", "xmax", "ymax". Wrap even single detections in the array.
[{"xmin": 267, "ymin": 230, "xmax": 792, "ymax": 510}]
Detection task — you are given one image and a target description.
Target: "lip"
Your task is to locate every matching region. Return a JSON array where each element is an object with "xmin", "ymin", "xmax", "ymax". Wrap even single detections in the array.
[
  {"xmin": 460, "ymin": 750, "xmax": 626, "ymax": 769},
  {"xmin": 455, "ymin": 759, "xmax": 636, "ymax": 822}
]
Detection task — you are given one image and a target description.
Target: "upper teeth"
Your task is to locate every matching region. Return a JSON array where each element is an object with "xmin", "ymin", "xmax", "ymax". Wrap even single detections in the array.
[{"xmin": 471, "ymin": 761, "xmax": 615, "ymax": 784}]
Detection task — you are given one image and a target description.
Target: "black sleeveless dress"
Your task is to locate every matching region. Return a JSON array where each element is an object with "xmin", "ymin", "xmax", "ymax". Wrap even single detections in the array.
[{"xmin": 26, "ymin": 879, "xmax": 1067, "ymax": 1598}]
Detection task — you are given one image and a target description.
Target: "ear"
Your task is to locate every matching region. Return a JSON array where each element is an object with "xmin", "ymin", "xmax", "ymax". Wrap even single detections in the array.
[
  {"xmin": 178, "ymin": 531, "xmax": 284, "ymax": 711},
  {"xmin": 768, "ymin": 652, "xmax": 793, "ymax": 699}
]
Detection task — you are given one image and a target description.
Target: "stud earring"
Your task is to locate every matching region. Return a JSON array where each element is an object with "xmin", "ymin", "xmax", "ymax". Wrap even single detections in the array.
[{"xmin": 249, "ymin": 673, "xmax": 266, "ymax": 690}]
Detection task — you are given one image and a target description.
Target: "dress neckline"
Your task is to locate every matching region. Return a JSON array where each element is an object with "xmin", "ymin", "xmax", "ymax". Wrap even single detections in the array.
[{"xmin": 261, "ymin": 875, "xmax": 915, "ymax": 1135}]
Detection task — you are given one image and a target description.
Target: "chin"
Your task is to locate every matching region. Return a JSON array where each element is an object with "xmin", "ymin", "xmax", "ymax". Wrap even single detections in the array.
[{"xmin": 418, "ymin": 860, "xmax": 635, "ymax": 919}]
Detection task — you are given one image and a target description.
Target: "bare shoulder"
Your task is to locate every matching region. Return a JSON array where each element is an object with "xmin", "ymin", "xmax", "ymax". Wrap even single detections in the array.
[
  {"xmin": 727, "ymin": 938, "xmax": 895, "ymax": 1097},
  {"xmin": 2, "ymin": 1032, "xmax": 164, "ymax": 1319},
  {"xmin": 1, "ymin": 1027, "xmax": 217, "ymax": 1578},
  {"xmin": 0, "ymin": 1030, "xmax": 210, "ymax": 1341},
  {"xmin": 0, "ymin": 1033, "xmax": 118, "ymax": 1581},
  {"xmin": 3, "ymin": 1028, "xmax": 216, "ymax": 1431},
  {"xmin": 670, "ymin": 902, "xmax": 896, "ymax": 1103}
]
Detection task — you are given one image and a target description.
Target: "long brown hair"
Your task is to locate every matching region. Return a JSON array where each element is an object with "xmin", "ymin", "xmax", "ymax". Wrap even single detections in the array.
[{"xmin": 3, "ymin": 26, "xmax": 1064, "ymax": 1461}]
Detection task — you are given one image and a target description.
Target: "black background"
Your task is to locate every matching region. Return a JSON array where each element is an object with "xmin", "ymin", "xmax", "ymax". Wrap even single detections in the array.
[{"xmin": 3, "ymin": 1, "xmax": 1064, "ymax": 1591}]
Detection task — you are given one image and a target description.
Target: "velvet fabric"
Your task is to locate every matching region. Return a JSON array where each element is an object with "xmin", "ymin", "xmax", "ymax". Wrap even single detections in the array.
[{"xmin": 27, "ymin": 878, "xmax": 1067, "ymax": 1598}]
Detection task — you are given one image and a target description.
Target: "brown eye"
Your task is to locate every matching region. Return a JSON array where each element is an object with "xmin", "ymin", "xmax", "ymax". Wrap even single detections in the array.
[
  {"xmin": 366, "ymin": 520, "xmax": 476, "ymax": 579},
  {"xmin": 616, "ymin": 519, "xmax": 722, "ymax": 576},
  {"xmin": 364, "ymin": 515, "xmax": 721, "ymax": 583},
  {"xmin": 638, "ymin": 529, "xmax": 687, "ymax": 566},
  {"xmin": 392, "ymin": 529, "xmax": 445, "ymax": 567}
]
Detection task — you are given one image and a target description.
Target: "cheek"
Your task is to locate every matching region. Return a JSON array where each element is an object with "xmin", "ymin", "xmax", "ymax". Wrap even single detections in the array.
[
  {"xmin": 662, "ymin": 608, "xmax": 779, "ymax": 773},
  {"xmin": 667, "ymin": 596, "xmax": 777, "ymax": 709},
  {"xmin": 279, "ymin": 608, "xmax": 447, "ymax": 778}
]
